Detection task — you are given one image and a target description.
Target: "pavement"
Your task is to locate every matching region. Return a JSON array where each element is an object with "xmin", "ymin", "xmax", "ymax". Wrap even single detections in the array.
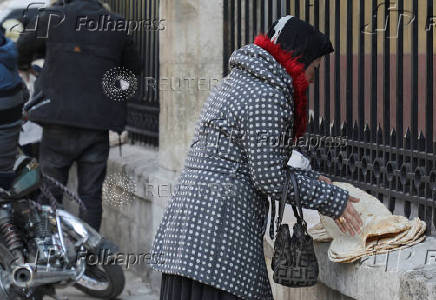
[{"xmin": 44, "ymin": 271, "xmax": 159, "ymax": 300}]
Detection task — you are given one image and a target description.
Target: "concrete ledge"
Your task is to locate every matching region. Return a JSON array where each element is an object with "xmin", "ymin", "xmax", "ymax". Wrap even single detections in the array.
[
  {"xmin": 98, "ymin": 144, "xmax": 179, "ymax": 295},
  {"xmin": 264, "ymin": 234, "xmax": 436, "ymax": 300},
  {"xmin": 96, "ymin": 145, "xmax": 159, "ymax": 293},
  {"xmin": 106, "ymin": 144, "xmax": 160, "ymax": 199},
  {"xmin": 96, "ymin": 144, "xmax": 436, "ymax": 300},
  {"xmin": 400, "ymin": 265, "xmax": 436, "ymax": 300}
]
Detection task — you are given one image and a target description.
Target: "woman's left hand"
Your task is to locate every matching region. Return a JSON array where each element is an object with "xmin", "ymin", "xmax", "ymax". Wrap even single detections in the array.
[{"xmin": 318, "ymin": 175, "xmax": 332, "ymax": 184}]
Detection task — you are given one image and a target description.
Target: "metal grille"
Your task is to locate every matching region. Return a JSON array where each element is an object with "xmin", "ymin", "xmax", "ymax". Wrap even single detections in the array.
[
  {"xmin": 224, "ymin": 0, "xmax": 436, "ymax": 235},
  {"xmin": 105, "ymin": 0, "xmax": 160, "ymax": 146}
]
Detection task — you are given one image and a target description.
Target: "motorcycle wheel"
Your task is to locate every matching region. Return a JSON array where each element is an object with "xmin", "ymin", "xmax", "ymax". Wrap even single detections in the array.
[{"xmin": 74, "ymin": 240, "xmax": 125, "ymax": 299}]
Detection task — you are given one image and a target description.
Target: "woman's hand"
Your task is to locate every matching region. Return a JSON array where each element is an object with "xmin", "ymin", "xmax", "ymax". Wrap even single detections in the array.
[
  {"xmin": 334, "ymin": 196, "xmax": 363, "ymax": 236},
  {"xmin": 318, "ymin": 175, "xmax": 332, "ymax": 184}
]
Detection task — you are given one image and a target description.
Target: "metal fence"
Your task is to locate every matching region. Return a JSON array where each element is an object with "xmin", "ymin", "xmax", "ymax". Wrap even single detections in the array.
[
  {"xmin": 105, "ymin": 0, "xmax": 160, "ymax": 146},
  {"xmin": 224, "ymin": 0, "xmax": 436, "ymax": 235}
]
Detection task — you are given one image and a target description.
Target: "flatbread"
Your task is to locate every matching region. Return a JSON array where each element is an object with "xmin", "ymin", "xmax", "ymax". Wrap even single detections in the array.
[
  {"xmin": 308, "ymin": 182, "xmax": 426, "ymax": 263},
  {"xmin": 308, "ymin": 222, "xmax": 333, "ymax": 242}
]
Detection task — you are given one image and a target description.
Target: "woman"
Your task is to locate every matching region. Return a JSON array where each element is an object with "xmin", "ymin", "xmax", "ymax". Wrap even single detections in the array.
[{"xmin": 151, "ymin": 16, "xmax": 363, "ymax": 300}]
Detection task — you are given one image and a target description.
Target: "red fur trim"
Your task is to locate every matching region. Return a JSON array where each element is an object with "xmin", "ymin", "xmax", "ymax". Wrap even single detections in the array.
[{"xmin": 254, "ymin": 34, "xmax": 309, "ymax": 140}]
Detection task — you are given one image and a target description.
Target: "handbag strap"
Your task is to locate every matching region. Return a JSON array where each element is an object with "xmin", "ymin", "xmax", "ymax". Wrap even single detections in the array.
[
  {"xmin": 289, "ymin": 170, "xmax": 305, "ymax": 222},
  {"xmin": 269, "ymin": 168, "xmax": 307, "ymax": 240}
]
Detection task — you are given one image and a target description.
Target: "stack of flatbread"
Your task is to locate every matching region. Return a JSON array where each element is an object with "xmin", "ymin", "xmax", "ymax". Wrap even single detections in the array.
[{"xmin": 308, "ymin": 182, "xmax": 426, "ymax": 263}]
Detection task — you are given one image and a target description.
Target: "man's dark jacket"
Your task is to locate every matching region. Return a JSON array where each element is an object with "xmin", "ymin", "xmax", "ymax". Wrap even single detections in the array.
[{"xmin": 17, "ymin": 0, "xmax": 141, "ymax": 133}]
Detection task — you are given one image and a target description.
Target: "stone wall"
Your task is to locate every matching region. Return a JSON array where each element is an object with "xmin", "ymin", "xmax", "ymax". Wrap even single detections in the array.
[
  {"xmin": 158, "ymin": 0, "xmax": 224, "ymax": 172},
  {"xmin": 100, "ymin": 145, "xmax": 170, "ymax": 294}
]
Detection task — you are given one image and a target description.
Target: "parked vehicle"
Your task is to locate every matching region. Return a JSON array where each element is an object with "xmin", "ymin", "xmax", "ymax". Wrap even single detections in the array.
[{"xmin": 0, "ymin": 156, "xmax": 125, "ymax": 299}]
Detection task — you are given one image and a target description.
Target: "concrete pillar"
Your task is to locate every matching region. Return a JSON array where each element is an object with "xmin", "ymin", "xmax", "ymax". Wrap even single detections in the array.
[{"xmin": 158, "ymin": 0, "xmax": 224, "ymax": 172}]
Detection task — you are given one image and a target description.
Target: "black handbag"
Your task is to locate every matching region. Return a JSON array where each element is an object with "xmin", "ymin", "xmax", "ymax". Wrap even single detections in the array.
[{"xmin": 269, "ymin": 169, "xmax": 319, "ymax": 287}]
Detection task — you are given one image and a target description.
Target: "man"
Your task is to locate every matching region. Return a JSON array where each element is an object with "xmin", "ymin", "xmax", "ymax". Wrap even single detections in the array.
[
  {"xmin": 0, "ymin": 30, "xmax": 28, "ymax": 190},
  {"xmin": 17, "ymin": 0, "xmax": 141, "ymax": 231}
]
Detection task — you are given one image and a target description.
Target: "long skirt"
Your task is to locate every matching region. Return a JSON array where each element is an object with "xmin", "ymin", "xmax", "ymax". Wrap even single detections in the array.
[{"xmin": 160, "ymin": 273, "xmax": 243, "ymax": 300}]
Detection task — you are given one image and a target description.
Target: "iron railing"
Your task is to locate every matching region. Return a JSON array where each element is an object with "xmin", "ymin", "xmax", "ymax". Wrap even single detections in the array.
[
  {"xmin": 224, "ymin": 0, "xmax": 436, "ymax": 235},
  {"xmin": 105, "ymin": 0, "xmax": 160, "ymax": 146}
]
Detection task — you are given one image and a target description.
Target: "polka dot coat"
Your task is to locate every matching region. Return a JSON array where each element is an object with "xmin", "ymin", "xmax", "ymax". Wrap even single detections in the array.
[{"xmin": 150, "ymin": 44, "xmax": 350, "ymax": 300}]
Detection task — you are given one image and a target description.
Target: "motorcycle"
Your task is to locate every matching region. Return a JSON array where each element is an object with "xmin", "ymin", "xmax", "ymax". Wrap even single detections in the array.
[{"xmin": 0, "ymin": 156, "xmax": 125, "ymax": 299}]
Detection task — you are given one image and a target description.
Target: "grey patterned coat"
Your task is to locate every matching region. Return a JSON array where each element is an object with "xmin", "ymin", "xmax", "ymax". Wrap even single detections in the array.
[{"xmin": 151, "ymin": 44, "xmax": 350, "ymax": 300}]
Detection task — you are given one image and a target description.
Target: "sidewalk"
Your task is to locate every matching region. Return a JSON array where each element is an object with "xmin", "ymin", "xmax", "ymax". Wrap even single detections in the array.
[{"xmin": 46, "ymin": 271, "xmax": 159, "ymax": 300}]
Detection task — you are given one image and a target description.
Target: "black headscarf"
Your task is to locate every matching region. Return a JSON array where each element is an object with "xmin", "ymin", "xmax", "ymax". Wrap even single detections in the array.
[{"xmin": 267, "ymin": 15, "xmax": 334, "ymax": 69}]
